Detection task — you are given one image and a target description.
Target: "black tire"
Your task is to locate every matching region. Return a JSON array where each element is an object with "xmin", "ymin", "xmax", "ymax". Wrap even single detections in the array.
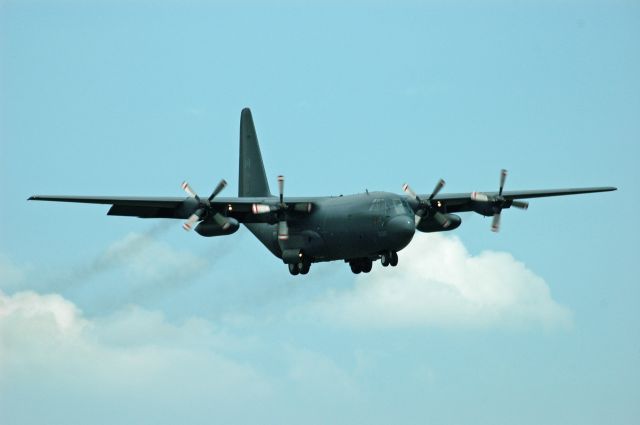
[
  {"xmin": 300, "ymin": 261, "xmax": 311, "ymax": 275},
  {"xmin": 362, "ymin": 260, "xmax": 372, "ymax": 273},
  {"xmin": 381, "ymin": 252, "xmax": 390, "ymax": 267},
  {"xmin": 288, "ymin": 263, "xmax": 299, "ymax": 275},
  {"xmin": 350, "ymin": 261, "xmax": 362, "ymax": 274},
  {"xmin": 390, "ymin": 251, "xmax": 399, "ymax": 267}
]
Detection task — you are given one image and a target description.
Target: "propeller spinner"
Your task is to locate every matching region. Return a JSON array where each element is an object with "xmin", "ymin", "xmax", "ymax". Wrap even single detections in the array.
[
  {"xmin": 403, "ymin": 179, "xmax": 450, "ymax": 228},
  {"xmin": 181, "ymin": 179, "xmax": 231, "ymax": 231}
]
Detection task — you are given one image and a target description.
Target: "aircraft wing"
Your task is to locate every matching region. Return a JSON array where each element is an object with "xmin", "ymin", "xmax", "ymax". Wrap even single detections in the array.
[
  {"xmin": 27, "ymin": 195, "xmax": 313, "ymax": 223},
  {"xmin": 429, "ymin": 186, "xmax": 617, "ymax": 213}
]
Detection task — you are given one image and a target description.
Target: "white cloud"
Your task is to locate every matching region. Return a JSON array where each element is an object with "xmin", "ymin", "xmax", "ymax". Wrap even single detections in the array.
[
  {"xmin": 0, "ymin": 289, "xmax": 272, "ymax": 423},
  {"xmin": 285, "ymin": 345, "xmax": 359, "ymax": 400},
  {"xmin": 0, "ymin": 286, "xmax": 368, "ymax": 424},
  {"xmin": 308, "ymin": 234, "xmax": 571, "ymax": 329}
]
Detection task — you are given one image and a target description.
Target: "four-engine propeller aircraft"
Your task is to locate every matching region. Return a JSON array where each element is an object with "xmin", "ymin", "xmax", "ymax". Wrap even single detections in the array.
[{"xmin": 29, "ymin": 108, "xmax": 616, "ymax": 275}]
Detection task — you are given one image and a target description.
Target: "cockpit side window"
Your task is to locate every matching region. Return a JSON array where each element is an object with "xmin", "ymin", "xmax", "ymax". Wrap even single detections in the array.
[
  {"xmin": 401, "ymin": 199, "xmax": 412, "ymax": 214},
  {"xmin": 392, "ymin": 199, "xmax": 405, "ymax": 215}
]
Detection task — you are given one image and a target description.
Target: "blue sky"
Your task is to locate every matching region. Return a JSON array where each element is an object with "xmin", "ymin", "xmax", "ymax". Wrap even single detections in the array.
[{"xmin": 1, "ymin": 0, "xmax": 638, "ymax": 424}]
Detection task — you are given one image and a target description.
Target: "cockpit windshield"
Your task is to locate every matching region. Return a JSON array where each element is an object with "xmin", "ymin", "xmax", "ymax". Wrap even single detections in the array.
[{"xmin": 369, "ymin": 198, "xmax": 413, "ymax": 216}]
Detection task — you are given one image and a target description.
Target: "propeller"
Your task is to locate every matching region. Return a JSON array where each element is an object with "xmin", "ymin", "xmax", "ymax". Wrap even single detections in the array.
[
  {"xmin": 276, "ymin": 175, "xmax": 288, "ymax": 240},
  {"xmin": 181, "ymin": 179, "xmax": 231, "ymax": 231},
  {"xmin": 402, "ymin": 178, "xmax": 450, "ymax": 228},
  {"xmin": 470, "ymin": 169, "xmax": 529, "ymax": 232},
  {"xmin": 250, "ymin": 175, "xmax": 313, "ymax": 241}
]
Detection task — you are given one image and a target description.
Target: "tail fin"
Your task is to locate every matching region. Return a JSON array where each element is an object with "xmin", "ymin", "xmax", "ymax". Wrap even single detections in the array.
[{"xmin": 239, "ymin": 108, "xmax": 272, "ymax": 197}]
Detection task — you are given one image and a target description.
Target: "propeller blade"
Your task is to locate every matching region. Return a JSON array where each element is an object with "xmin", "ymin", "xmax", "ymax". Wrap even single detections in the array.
[
  {"xmin": 511, "ymin": 200, "xmax": 529, "ymax": 210},
  {"xmin": 471, "ymin": 191, "xmax": 491, "ymax": 202},
  {"xmin": 429, "ymin": 179, "xmax": 446, "ymax": 200},
  {"xmin": 499, "ymin": 169, "xmax": 507, "ymax": 196},
  {"xmin": 252, "ymin": 204, "xmax": 272, "ymax": 214},
  {"xmin": 182, "ymin": 216, "xmax": 198, "ymax": 231},
  {"xmin": 181, "ymin": 181, "xmax": 198, "ymax": 199},
  {"xmin": 277, "ymin": 175, "xmax": 285, "ymax": 204},
  {"xmin": 277, "ymin": 220, "xmax": 289, "ymax": 240},
  {"xmin": 491, "ymin": 212, "xmax": 501, "ymax": 232},
  {"xmin": 402, "ymin": 183, "xmax": 418, "ymax": 200},
  {"xmin": 434, "ymin": 211, "xmax": 451, "ymax": 228},
  {"xmin": 182, "ymin": 208, "xmax": 204, "ymax": 231},
  {"xmin": 209, "ymin": 179, "xmax": 228, "ymax": 201}
]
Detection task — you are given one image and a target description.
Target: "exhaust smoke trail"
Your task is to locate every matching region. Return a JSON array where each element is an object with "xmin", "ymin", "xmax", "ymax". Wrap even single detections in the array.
[
  {"xmin": 41, "ymin": 221, "xmax": 173, "ymax": 292},
  {"xmin": 94, "ymin": 229, "xmax": 248, "ymax": 312}
]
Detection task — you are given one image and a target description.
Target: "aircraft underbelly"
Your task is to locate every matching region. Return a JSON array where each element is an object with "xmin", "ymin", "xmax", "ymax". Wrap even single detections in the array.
[
  {"xmin": 318, "ymin": 213, "xmax": 382, "ymax": 261},
  {"xmin": 322, "ymin": 231, "xmax": 388, "ymax": 260},
  {"xmin": 246, "ymin": 202, "xmax": 409, "ymax": 263}
]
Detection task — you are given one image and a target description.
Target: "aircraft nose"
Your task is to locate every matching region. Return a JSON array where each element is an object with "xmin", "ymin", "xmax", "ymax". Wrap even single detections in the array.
[{"xmin": 385, "ymin": 215, "xmax": 415, "ymax": 250}]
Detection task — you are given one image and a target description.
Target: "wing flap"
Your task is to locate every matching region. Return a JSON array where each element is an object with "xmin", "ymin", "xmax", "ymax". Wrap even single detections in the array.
[
  {"xmin": 29, "ymin": 194, "xmax": 319, "ymax": 222},
  {"xmin": 107, "ymin": 205, "xmax": 181, "ymax": 218}
]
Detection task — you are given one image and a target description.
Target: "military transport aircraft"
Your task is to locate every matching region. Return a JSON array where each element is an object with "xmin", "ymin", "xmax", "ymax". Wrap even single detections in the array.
[{"xmin": 30, "ymin": 108, "xmax": 616, "ymax": 275}]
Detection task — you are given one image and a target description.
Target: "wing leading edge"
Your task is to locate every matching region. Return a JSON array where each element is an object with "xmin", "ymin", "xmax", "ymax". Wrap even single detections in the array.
[
  {"xmin": 28, "ymin": 195, "xmax": 189, "ymax": 219},
  {"xmin": 427, "ymin": 186, "xmax": 617, "ymax": 213}
]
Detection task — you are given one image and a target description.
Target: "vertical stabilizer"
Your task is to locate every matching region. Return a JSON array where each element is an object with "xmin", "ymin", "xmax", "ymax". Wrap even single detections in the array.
[{"xmin": 239, "ymin": 108, "xmax": 272, "ymax": 197}]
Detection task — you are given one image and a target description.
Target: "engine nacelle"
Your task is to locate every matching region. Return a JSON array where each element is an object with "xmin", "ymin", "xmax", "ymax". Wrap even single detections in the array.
[
  {"xmin": 472, "ymin": 203, "xmax": 496, "ymax": 217},
  {"xmin": 416, "ymin": 214, "xmax": 461, "ymax": 233},
  {"xmin": 195, "ymin": 218, "xmax": 239, "ymax": 237}
]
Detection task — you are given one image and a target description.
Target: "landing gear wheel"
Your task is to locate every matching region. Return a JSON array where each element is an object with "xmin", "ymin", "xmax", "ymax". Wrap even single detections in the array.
[
  {"xmin": 390, "ymin": 251, "xmax": 399, "ymax": 267},
  {"xmin": 350, "ymin": 261, "xmax": 362, "ymax": 274},
  {"xmin": 361, "ymin": 260, "xmax": 372, "ymax": 273},
  {"xmin": 380, "ymin": 252, "xmax": 390, "ymax": 267},
  {"xmin": 300, "ymin": 261, "xmax": 311, "ymax": 275},
  {"xmin": 288, "ymin": 263, "xmax": 299, "ymax": 276}
]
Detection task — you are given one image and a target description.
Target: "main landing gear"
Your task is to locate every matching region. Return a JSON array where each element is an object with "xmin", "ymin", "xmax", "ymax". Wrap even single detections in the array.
[
  {"xmin": 379, "ymin": 251, "xmax": 398, "ymax": 268},
  {"xmin": 348, "ymin": 251, "xmax": 399, "ymax": 274},
  {"xmin": 288, "ymin": 261, "xmax": 311, "ymax": 276},
  {"xmin": 349, "ymin": 258, "xmax": 373, "ymax": 274}
]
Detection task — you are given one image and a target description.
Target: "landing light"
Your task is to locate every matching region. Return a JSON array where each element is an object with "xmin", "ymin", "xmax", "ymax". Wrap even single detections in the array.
[
  {"xmin": 437, "ymin": 201, "xmax": 442, "ymax": 207},
  {"xmin": 228, "ymin": 204, "xmax": 233, "ymax": 211}
]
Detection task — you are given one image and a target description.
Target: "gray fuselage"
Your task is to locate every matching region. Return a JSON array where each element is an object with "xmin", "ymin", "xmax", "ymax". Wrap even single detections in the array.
[{"xmin": 246, "ymin": 191, "xmax": 415, "ymax": 263}]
